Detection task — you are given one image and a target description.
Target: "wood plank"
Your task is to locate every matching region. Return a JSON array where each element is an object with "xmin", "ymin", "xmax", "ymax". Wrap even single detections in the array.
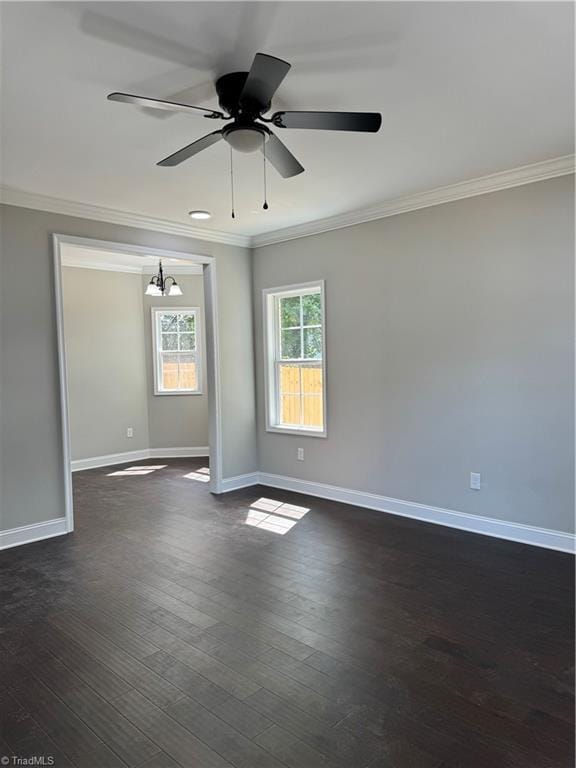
[
  {"xmin": 33, "ymin": 657, "xmax": 162, "ymax": 767},
  {"xmin": 142, "ymin": 650, "xmax": 232, "ymax": 710},
  {"xmin": 7, "ymin": 666, "xmax": 126, "ymax": 768},
  {"xmin": 209, "ymin": 696, "xmax": 274, "ymax": 740},
  {"xmin": 49, "ymin": 613, "xmax": 183, "ymax": 709},
  {"xmin": 142, "ymin": 626, "xmax": 260, "ymax": 700},
  {"xmin": 6, "ymin": 731, "xmax": 76, "ymax": 768},
  {"xmin": 1, "ymin": 458, "xmax": 572, "ymax": 768},
  {"xmin": 111, "ymin": 689, "xmax": 233, "ymax": 768},
  {"xmin": 166, "ymin": 696, "xmax": 286, "ymax": 768},
  {"xmin": 255, "ymin": 724, "xmax": 329, "ymax": 768},
  {"xmin": 243, "ymin": 687, "xmax": 382, "ymax": 767}
]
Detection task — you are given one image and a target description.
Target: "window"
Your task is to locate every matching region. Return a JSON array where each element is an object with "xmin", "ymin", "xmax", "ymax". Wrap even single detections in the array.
[
  {"xmin": 264, "ymin": 281, "xmax": 326, "ymax": 436},
  {"xmin": 152, "ymin": 308, "xmax": 202, "ymax": 395}
]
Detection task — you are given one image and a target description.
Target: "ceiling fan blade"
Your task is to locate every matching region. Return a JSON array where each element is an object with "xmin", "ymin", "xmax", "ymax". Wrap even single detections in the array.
[
  {"xmin": 263, "ymin": 132, "xmax": 304, "ymax": 178},
  {"xmin": 108, "ymin": 92, "xmax": 224, "ymax": 119},
  {"xmin": 142, "ymin": 82, "xmax": 216, "ymax": 120},
  {"xmin": 157, "ymin": 131, "xmax": 223, "ymax": 166},
  {"xmin": 81, "ymin": 11, "xmax": 210, "ymax": 68},
  {"xmin": 240, "ymin": 53, "xmax": 291, "ymax": 109},
  {"xmin": 272, "ymin": 111, "xmax": 382, "ymax": 132}
]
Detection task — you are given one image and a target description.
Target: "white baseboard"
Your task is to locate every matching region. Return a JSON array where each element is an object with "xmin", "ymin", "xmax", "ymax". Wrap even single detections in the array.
[
  {"xmin": 149, "ymin": 447, "xmax": 209, "ymax": 459},
  {"xmin": 220, "ymin": 472, "xmax": 261, "ymax": 493},
  {"xmin": 0, "ymin": 517, "xmax": 69, "ymax": 551},
  {"xmin": 71, "ymin": 449, "xmax": 149, "ymax": 471},
  {"xmin": 258, "ymin": 473, "xmax": 575, "ymax": 554},
  {"xmin": 148, "ymin": 445, "xmax": 210, "ymax": 459},
  {"xmin": 71, "ymin": 447, "xmax": 209, "ymax": 472},
  {"xmin": 4, "ymin": 471, "xmax": 571, "ymax": 554}
]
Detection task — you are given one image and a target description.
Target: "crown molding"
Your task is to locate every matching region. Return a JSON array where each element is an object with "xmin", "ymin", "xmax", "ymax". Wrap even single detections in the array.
[
  {"xmin": 251, "ymin": 154, "xmax": 575, "ymax": 248},
  {"xmin": 0, "ymin": 187, "xmax": 250, "ymax": 248},
  {"xmin": 2, "ymin": 155, "xmax": 573, "ymax": 251}
]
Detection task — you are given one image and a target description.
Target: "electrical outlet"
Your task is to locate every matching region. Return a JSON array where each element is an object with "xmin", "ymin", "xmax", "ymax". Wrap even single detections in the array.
[
  {"xmin": 470, "ymin": 472, "xmax": 481, "ymax": 490},
  {"xmin": 297, "ymin": 447, "xmax": 304, "ymax": 461},
  {"xmin": 126, "ymin": 427, "xmax": 134, "ymax": 438}
]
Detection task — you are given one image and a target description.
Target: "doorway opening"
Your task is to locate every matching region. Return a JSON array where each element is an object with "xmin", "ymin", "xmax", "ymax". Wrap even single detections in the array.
[{"xmin": 53, "ymin": 234, "xmax": 223, "ymax": 534}]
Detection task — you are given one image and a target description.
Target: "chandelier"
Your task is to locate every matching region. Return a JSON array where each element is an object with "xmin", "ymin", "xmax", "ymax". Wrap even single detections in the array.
[{"xmin": 145, "ymin": 260, "xmax": 183, "ymax": 297}]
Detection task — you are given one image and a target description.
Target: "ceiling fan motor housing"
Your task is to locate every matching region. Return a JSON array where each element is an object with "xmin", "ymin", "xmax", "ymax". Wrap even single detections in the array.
[
  {"xmin": 215, "ymin": 72, "xmax": 271, "ymax": 118},
  {"xmin": 217, "ymin": 71, "xmax": 273, "ymax": 153}
]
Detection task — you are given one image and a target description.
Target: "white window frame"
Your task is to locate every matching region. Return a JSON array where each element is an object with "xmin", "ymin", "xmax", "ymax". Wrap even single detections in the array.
[
  {"xmin": 263, "ymin": 280, "xmax": 327, "ymax": 437},
  {"xmin": 151, "ymin": 307, "xmax": 203, "ymax": 396}
]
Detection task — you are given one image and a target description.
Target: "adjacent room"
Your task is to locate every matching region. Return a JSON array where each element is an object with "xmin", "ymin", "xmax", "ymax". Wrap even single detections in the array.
[
  {"xmin": 0, "ymin": 2, "xmax": 574, "ymax": 767},
  {"xmin": 60, "ymin": 245, "xmax": 211, "ymax": 480}
]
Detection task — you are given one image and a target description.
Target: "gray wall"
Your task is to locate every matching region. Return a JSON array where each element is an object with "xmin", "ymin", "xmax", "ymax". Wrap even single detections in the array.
[
  {"xmin": 0, "ymin": 205, "xmax": 257, "ymax": 532},
  {"xmin": 253, "ymin": 176, "xmax": 575, "ymax": 533},
  {"xmin": 62, "ymin": 267, "xmax": 149, "ymax": 459},
  {"xmin": 1, "ymin": 178, "xmax": 572, "ymax": 536},
  {"xmin": 61, "ymin": 269, "xmax": 210, "ymax": 459},
  {"xmin": 142, "ymin": 272, "xmax": 209, "ymax": 449}
]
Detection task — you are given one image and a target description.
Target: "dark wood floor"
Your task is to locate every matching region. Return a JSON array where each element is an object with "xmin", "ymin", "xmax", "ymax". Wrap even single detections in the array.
[{"xmin": 0, "ymin": 459, "xmax": 573, "ymax": 768}]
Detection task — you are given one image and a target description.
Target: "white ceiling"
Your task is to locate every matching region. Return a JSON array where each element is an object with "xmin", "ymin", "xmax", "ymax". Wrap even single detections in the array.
[{"xmin": 1, "ymin": 2, "xmax": 573, "ymax": 239}]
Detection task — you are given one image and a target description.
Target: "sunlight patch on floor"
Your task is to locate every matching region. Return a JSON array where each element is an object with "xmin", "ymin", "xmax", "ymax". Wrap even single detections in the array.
[
  {"xmin": 183, "ymin": 467, "xmax": 210, "ymax": 483},
  {"xmin": 250, "ymin": 498, "xmax": 309, "ymax": 519},
  {"xmin": 244, "ymin": 497, "xmax": 310, "ymax": 534},
  {"xmin": 108, "ymin": 465, "xmax": 167, "ymax": 477}
]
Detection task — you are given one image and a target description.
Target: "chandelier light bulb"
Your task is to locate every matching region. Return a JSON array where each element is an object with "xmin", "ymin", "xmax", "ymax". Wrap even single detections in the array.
[{"xmin": 144, "ymin": 261, "xmax": 182, "ymax": 298}]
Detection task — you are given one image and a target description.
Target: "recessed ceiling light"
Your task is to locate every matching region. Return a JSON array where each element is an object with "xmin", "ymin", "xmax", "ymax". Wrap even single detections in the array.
[{"xmin": 189, "ymin": 210, "xmax": 211, "ymax": 220}]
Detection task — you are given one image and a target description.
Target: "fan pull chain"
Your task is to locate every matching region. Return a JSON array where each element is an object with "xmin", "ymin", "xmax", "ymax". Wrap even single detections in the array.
[
  {"xmin": 262, "ymin": 135, "xmax": 269, "ymax": 211},
  {"xmin": 230, "ymin": 146, "xmax": 236, "ymax": 219}
]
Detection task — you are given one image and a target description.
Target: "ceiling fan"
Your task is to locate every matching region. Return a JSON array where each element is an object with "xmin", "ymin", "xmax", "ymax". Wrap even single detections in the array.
[{"xmin": 108, "ymin": 52, "xmax": 382, "ymax": 178}]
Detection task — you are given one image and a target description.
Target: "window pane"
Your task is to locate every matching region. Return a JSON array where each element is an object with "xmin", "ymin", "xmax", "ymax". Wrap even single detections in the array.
[
  {"xmin": 303, "ymin": 327, "xmax": 322, "ymax": 359},
  {"xmin": 281, "ymin": 329, "xmax": 301, "ymax": 359},
  {"xmin": 162, "ymin": 333, "xmax": 178, "ymax": 351},
  {"xmin": 279, "ymin": 364, "xmax": 300, "ymax": 394},
  {"xmin": 178, "ymin": 354, "xmax": 197, "ymax": 389},
  {"xmin": 161, "ymin": 353, "xmax": 179, "ymax": 389},
  {"xmin": 268, "ymin": 285, "xmax": 325, "ymax": 433},
  {"xmin": 161, "ymin": 314, "xmax": 177, "ymax": 332},
  {"xmin": 179, "ymin": 314, "xmax": 195, "ymax": 333},
  {"xmin": 302, "ymin": 293, "xmax": 322, "ymax": 326},
  {"xmin": 280, "ymin": 395, "xmax": 301, "ymax": 425},
  {"xmin": 302, "ymin": 365, "xmax": 323, "ymax": 394},
  {"xmin": 179, "ymin": 333, "xmax": 195, "ymax": 351},
  {"xmin": 280, "ymin": 296, "xmax": 300, "ymax": 328},
  {"xmin": 302, "ymin": 395, "xmax": 323, "ymax": 428}
]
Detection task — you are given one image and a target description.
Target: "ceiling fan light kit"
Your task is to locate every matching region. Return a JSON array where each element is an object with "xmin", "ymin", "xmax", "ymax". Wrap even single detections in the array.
[
  {"xmin": 108, "ymin": 52, "xmax": 382, "ymax": 217},
  {"xmin": 222, "ymin": 123, "xmax": 269, "ymax": 153}
]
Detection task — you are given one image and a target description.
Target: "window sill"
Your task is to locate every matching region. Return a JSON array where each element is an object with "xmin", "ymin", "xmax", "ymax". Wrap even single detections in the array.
[
  {"xmin": 266, "ymin": 425, "xmax": 327, "ymax": 438},
  {"xmin": 154, "ymin": 390, "xmax": 203, "ymax": 396}
]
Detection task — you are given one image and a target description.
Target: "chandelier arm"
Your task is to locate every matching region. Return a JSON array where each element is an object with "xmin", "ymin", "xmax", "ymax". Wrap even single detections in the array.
[
  {"xmin": 146, "ymin": 260, "xmax": 181, "ymax": 297},
  {"xmin": 165, "ymin": 275, "xmax": 177, "ymax": 293}
]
